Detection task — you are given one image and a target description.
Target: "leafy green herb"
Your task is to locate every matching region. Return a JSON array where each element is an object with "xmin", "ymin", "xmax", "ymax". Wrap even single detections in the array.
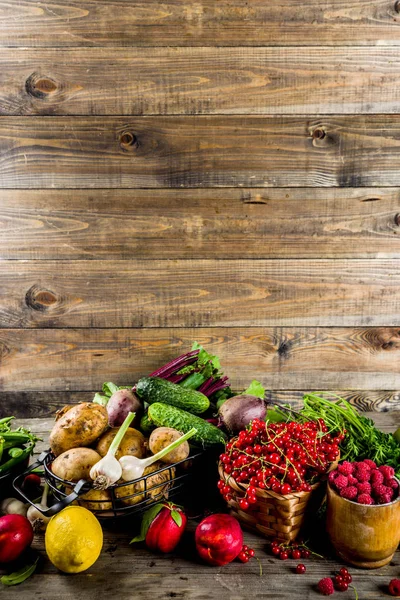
[
  {"xmin": 1, "ymin": 555, "xmax": 39, "ymax": 586},
  {"xmin": 243, "ymin": 380, "xmax": 265, "ymax": 399}
]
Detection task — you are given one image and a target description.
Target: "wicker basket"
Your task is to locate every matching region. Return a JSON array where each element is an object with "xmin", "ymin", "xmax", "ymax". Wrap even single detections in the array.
[{"xmin": 218, "ymin": 459, "xmax": 338, "ymax": 542}]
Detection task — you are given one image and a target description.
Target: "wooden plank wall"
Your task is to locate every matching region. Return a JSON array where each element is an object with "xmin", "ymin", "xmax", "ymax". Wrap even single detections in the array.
[{"xmin": 0, "ymin": 0, "xmax": 400, "ymax": 418}]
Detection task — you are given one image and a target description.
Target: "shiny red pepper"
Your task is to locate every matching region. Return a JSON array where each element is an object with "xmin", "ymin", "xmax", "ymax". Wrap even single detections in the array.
[{"xmin": 131, "ymin": 502, "xmax": 187, "ymax": 553}]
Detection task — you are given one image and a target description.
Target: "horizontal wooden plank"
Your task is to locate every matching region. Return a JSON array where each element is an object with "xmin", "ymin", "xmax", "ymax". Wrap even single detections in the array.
[
  {"xmin": 3, "ymin": 390, "xmax": 400, "ymax": 419},
  {"xmin": 2, "ymin": 116, "xmax": 400, "ymax": 188},
  {"xmin": 4, "ymin": 47, "xmax": 400, "ymax": 115},
  {"xmin": 1, "ymin": 188, "xmax": 399, "ymax": 259},
  {"xmin": 0, "ymin": 1, "xmax": 399, "ymax": 47},
  {"xmin": 1, "ymin": 328, "xmax": 400, "ymax": 392},
  {"xmin": 1, "ymin": 259, "xmax": 399, "ymax": 328}
]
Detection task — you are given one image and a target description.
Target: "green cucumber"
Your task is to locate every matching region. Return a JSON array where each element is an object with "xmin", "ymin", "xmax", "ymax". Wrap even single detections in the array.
[
  {"xmin": 136, "ymin": 377, "xmax": 210, "ymax": 415},
  {"xmin": 148, "ymin": 403, "xmax": 226, "ymax": 447},
  {"xmin": 139, "ymin": 411, "xmax": 156, "ymax": 435}
]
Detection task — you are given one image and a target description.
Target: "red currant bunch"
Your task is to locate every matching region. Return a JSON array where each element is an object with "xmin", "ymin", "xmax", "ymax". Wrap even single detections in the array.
[
  {"xmin": 333, "ymin": 568, "xmax": 353, "ymax": 592},
  {"xmin": 219, "ymin": 418, "xmax": 343, "ymax": 507},
  {"xmin": 237, "ymin": 544, "xmax": 256, "ymax": 563},
  {"xmin": 270, "ymin": 539, "xmax": 313, "ymax": 560}
]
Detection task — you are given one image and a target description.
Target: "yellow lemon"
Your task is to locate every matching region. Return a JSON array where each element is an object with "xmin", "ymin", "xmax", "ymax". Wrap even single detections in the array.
[{"xmin": 45, "ymin": 506, "xmax": 103, "ymax": 573}]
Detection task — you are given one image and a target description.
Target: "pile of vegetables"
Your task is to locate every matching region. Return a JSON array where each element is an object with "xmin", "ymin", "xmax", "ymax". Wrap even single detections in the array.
[{"xmin": 0, "ymin": 418, "xmax": 38, "ymax": 477}]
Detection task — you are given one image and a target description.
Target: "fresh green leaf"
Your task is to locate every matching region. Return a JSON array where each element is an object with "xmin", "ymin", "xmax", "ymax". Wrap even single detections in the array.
[
  {"xmin": 102, "ymin": 382, "xmax": 119, "ymax": 396},
  {"xmin": 92, "ymin": 393, "xmax": 109, "ymax": 406},
  {"xmin": 243, "ymin": 380, "xmax": 265, "ymax": 399},
  {"xmin": 191, "ymin": 342, "xmax": 221, "ymax": 372},
  {"xmin": 170, "ymin": 510, "xmax": 182, "ymax": 528},
  {"xmin": 266, "ymin": 409, "xmax": 286, "ymax": 423},
  {"xmin": 1, "ymin": 556, "xmax": 39, "ymax": 586},
  {"xmin": 130, "ymin": 503, "xmax": 164, "ymax": 543}
]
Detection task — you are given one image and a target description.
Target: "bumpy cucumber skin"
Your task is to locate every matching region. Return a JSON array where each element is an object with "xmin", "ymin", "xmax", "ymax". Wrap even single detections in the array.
[
  {"xmin": 136, "ymin": 377, "xmax": 210, "ymax": 415},
  {"xmin": 148, "ymin": 402, "xmax": 226, "ymax": 447},
  {"xmin": 139, "ymin": 411, "xmax": 156, "ymax": 434}
]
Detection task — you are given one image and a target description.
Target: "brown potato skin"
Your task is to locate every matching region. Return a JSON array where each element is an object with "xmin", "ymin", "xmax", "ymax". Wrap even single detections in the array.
[
  {"xmin": 49, "ymin": 402, "xmax": 108, "ymax": 456},
  {"xmin": 52, "ymin": 447, "xmax": 102, "ymax": 482},
  {"xmin": 115, "ymin": 462, "xmax": 175, "ymax": 506},
  {"xmin": 149, "ymin": 427, "xmax": 190, "ymax": 464},
  {"xmin": 95, "ymin": 427, "xmax": 146, "ymax": 460}
]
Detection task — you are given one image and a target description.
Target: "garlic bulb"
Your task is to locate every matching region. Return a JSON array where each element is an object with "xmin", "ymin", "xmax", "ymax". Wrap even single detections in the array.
[
  {"xmin": 90, "ymin": 412, "xmax": 135, "ymax": 489},
  {"xmin": 27, "ymin": 484, "xmax": 50, "ymax": 532},
  {"xmin": 0, "ymin": 497, "xmax": 27, "ymax": 517}
]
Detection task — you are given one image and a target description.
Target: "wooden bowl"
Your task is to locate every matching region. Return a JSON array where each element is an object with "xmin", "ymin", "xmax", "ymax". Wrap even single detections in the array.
[{"xmin": 326, "ymin": 481, "xmax": 400, "ymax": 569}]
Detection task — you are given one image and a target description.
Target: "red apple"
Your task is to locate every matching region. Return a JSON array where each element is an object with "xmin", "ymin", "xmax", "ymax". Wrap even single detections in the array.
[
  {"xmin": 0, "ymin": 514, "xmax": 34, "ymax": 563},
  {"xmin": 195, "ymin": 514, "xmax": 243, "ymax": 566}
]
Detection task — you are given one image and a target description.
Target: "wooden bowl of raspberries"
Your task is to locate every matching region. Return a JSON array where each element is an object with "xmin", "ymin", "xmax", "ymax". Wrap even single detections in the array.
[{"xmin": 326, "ymin": 459, "xmax": 400, "ymax": 568}]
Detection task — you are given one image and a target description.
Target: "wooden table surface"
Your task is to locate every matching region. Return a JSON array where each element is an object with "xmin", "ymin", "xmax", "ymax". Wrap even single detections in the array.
[{"xmin": 3, "ymin": 413, "xmax": 399, "ymax": 600}]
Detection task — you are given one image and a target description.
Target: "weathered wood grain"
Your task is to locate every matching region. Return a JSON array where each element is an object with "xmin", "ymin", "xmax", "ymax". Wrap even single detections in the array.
[
  {"xmin": 3, "ymin": 116, "xmax": 400, "ymax": 188},
  {"xmin": 3, "ymin": 390, "xmax": 399, "ymax": 419},
  {"xmin": 1, "ymin": 188, "xmax": 399, "ymax": 260},
  {"xmin": 3, "ymin": 47, "xmax": 400, "ymax": 115},
  {"xmin": 1, "ymin": 328, "xmax": 400, "ymax": 392},
  {"xmin": 0, "ymin": 1, "xmax": 399, "ymax": 47},
  {"xmin": 1, "ymin": 259, "xmax": 399, "ymax": 328}
]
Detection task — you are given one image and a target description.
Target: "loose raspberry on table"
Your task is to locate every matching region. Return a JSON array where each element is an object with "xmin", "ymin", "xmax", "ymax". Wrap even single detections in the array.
[
  {"xmin": 379, "ymin": 465, "xmax": 395, "ymax": 479},
  {"xmin": 370, "ymin": 470, "xmax": 384, "ymax": 485},
  {"xmin": 340, "ymin": 486, "xmax": 358, "ymax": 500},
  {"xmin": 389, "ymin": 578, "xmax": 400, "ymax": 597},
  {"xmin": 357, "ymin": 482, "xmax": 371, "ymax": 495},
  {"xmin": 318, "ymin": 578, "xmax": 335, "ymax": 596},
  {"xmin": 358, "ymin": 494, "xmax": 374, "ymax": 505},
  {"xmin": 334, "ymin": 474, "xmax": 348, "ymax": 490},
  {"xmin": 337, "ymin": 461, "xmax": 354, "ymax": 476},
  {"xmin": 362, "ymin": 459, "xmax": 377, "ymax": 470}
]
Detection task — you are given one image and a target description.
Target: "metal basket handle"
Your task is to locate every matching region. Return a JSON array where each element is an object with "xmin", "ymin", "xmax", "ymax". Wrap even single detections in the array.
[{"xmin": 12, "ymin": 451, "xmax": 92, "ymax": 517}]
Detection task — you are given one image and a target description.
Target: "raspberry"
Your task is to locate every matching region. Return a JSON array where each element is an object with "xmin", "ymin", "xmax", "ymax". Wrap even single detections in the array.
[
  {"xmin": 389, "ymin": 579, "xmax": 400, "ymax": 597},
  {"xmin": 357, "ymin": 482, "xmax": 371, "ymax": 495},
  {"xmin": 377, "ymin": 493, "xmax": 392, "ymax": 504},
  {"xmin": 362, "ymin": 459, "xmax": 377, "ymax": 470},
  {"xmin": 372, "ymin": 484, "xmax": 391, "ymax": 497},
  {"xmin": 334, "ymin": 474, "xmax": 348, "ymax": 490},
  {"xmin": 337, "ymin": 461, "xmax": 354, "ymax": 476},
  {"xmin": 370, "ymin": 470, "xmax": 384, "ymax": 485},
  {"xmin": 328, "ymin": 471, "xmax": 337, "ymax": 484},
  {"xmin": 354, "ymin": 467, "xmax": 371, "ymax": 482},
  {"xmin": 340, "ymin": 486, "xmax": 358, "ymax": 500},
  {"xmin": 318, "ymin": 578, "xmax": 335, "ymax": 596},
  {"xmin": 379, "ymin": 465, "xmax": 395, "ymax": 479},
  {"xmin": 347, "ymin": 475, "xmax": 358, "ymax": 486},
  {"xmin": 385, "ymin": 478, "xmax": 399, "ymax": 490},
  {"xmin": 358, "ymin": 494, "xmax": 374, "ymax": 505}
]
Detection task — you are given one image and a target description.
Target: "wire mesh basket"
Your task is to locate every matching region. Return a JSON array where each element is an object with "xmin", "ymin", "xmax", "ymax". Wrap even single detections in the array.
[{"xmin": 13, "ymin": 449, "xmax": 203, "ymax": 519}]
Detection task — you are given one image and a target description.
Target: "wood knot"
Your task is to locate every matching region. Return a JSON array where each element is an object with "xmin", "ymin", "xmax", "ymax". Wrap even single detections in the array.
[
  {"xmin": 119, "ymin": 131, "xmax": 138, "ymax": 151},
  {"xmin": 26, "ymin": 73, "xmax": 58, "ymax": 98},
  {"xmin": 312, "ymin": 128, "xmax": 326, "ymax": 140},
  {"xmin": 25, "ymin": 285, "xmax": 58, "ymax": 311},
  {"xmin": 395, "ymin": 213, "xmax": 400, "ymax": 226}
]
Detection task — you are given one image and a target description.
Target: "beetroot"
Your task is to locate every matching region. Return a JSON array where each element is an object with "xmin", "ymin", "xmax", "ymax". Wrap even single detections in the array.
[
  {"xmin": 0, "ymin": 514, "xmax": 33, "ymax": 563},
  {"xmin": 218, "ymin": 394, "xmax": 266, "ymax": 434}
]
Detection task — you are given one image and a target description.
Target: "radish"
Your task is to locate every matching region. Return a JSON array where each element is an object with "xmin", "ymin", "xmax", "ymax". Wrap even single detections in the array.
[{"xmin": 0, "ymin": 514, "xmax": 33, "ymax": 563}]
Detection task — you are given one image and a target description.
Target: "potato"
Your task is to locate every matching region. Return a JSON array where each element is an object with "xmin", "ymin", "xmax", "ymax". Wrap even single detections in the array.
[
  {"xmin": 49, "ymin": 402, "xmax": 108, "ymax": 456},
  {"xmin": 149, "ymin": 427, "xmax": 190, "ymax": 464},
  {"xmin": 95, "ymin": 427, "xmax": 146, "ymax": 460},
  {"xmin": 52, "ymin": 447, "xmax": 101, "ymax": 482},
  {"xmin": 77, "ymin": 489, "xmax": 112, "ymax": 512},
  {"xmin": 55, "ymin": 405, "xmax": 75, "ymax": 421},
  {"xmin": 115, "ymin": 462, "xmax": 175, "ymax": 506}
]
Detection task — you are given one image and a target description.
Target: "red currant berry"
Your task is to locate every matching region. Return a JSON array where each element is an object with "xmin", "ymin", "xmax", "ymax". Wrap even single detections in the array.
[
  {"xmin": 271, "ymin": 546, "xmax": 281, "ymax": 556},
  {"xmin": 292, "ymin": 549, "xmax": 301, "ymax": 560},
  {"xmin": 248, "ymin": 548, "xmax": 255, "ymax": 557},
  {"xmin": 301, "ymin": 550, "xmax": 310, "ymax": 559},
  {"xmin": 296, "ymin": 564, "xmax": 306, "ymax": 574},
  {"xmin": 239, "ymin": 498, "xmax": 249, "ymax": 511},
  {"xmin": 343, "ymin": 575, "xmax": 352, "ymax": 584},
  {"xmin": 336, "ymin": 582, "xmax": 349, "ymax": 592},
  {"xmin": 237, "ymin": 551, "xmax": 249, "ymax": 563},
  {"xmin": 279, "ymin": 551, "xmax": 289, "ymax": 560},
  {"xmin": 339, "ymin": 568, "xmax": 349, "ymax": 577}
]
